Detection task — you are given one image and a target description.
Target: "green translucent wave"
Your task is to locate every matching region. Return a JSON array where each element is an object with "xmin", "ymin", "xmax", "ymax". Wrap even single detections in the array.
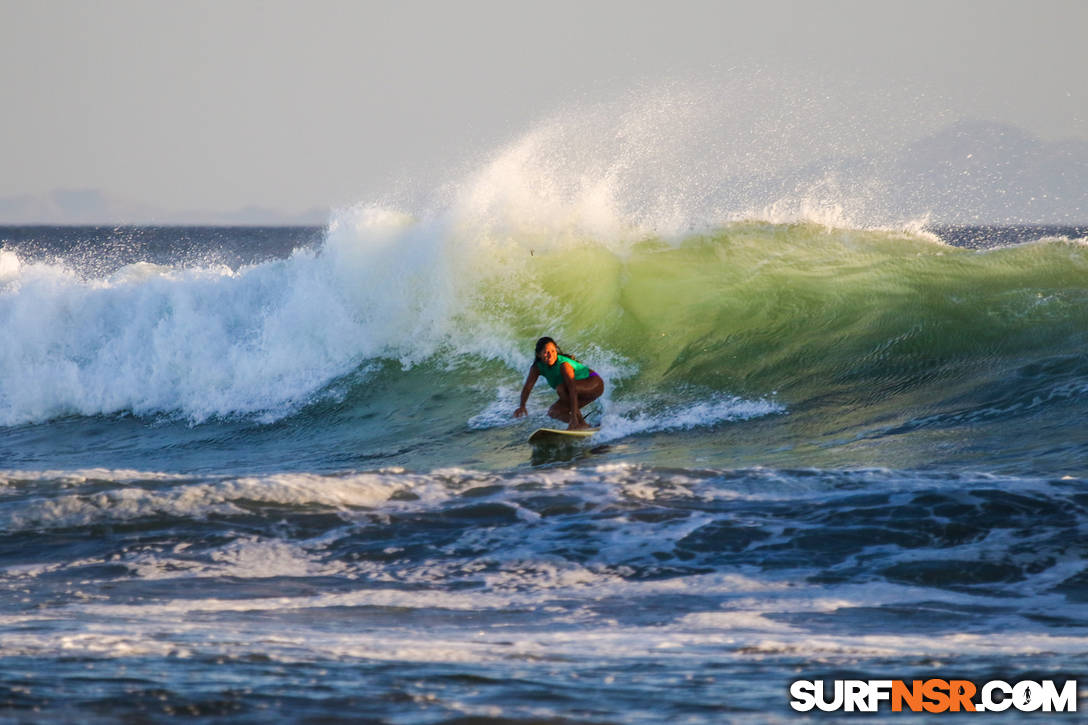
[{"xmin": 488, "ymin": 223, "xmax": 1088, "ymax": 416}]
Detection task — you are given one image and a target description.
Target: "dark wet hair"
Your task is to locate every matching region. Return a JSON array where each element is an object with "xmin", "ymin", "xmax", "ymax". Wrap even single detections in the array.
[
  {"xmin": 535, "ymin": 336, "xmax": 557, "ymax": 356},
  {"xmin": 535, "ymin": 336, "xmax": 578, "ymax": 362}
]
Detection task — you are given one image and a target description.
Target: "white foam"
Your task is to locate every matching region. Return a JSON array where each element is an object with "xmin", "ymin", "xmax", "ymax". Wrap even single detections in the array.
[
  {"xmin": 596, "ymin": 395, "xmax": 784, "ymax": 442},
  {"xmin": 0, "ymin": 248, "xmax": 21, "ymax": 282},
  {"xmin": 7, "ymin": 574, "xmax": 1088, "ymax": 665},
  {"xmin": 0, "ymin": 468, "xmax": 189, "ymax": 486},
  {"xmin": 466, "ymin": 386, "xmax": 521, "ymax": 430},
  {"xmin": 129, "ymin": 536, "xmax": 346, "ymax": 580},
  {"xmin": 0, "ymin": 471, "xmax": 456, "ymax": 531}
]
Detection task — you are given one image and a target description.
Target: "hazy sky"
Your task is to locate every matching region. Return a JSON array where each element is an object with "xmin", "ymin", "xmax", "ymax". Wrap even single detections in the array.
[{"xmin": 1, "ymin": 0, "xmax": 1085, "ymax": 222}]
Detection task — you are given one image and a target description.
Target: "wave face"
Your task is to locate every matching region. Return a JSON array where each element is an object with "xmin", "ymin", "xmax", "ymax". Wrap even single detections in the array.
[{"xmin": 1, "ymin": 220, "xmax": 1087, "ymax": 476}]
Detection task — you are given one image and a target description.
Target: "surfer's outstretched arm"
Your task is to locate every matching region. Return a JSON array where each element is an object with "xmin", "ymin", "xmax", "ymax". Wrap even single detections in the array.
[{"xmin": 513, "ymin": 365, "xmax": 540, "ymax": 418}]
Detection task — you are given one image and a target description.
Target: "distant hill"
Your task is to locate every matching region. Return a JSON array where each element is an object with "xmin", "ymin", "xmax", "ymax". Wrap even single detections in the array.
[
  {"xmin": 769, "ymin": 120, "xmax": 1088, "ymax": 225},
  {"xmin": 889, "ymin": 120, "xmax": 1088, "ymax": 224}
]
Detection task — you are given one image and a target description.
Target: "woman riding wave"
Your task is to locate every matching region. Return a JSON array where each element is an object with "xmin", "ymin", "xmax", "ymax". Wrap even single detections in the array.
[{"xmin": 513, "ymin": 337, "xmax": 604, "ymax": 430}]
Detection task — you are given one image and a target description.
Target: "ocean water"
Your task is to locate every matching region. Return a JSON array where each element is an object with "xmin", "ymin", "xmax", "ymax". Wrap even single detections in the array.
[
  {"xmin": 2, "ymin": 217, "xmax": 1087, "ymax": 723},
  {"xmin": 3, "ymin": 104, "xmax": 1088, "ymax": 724}
]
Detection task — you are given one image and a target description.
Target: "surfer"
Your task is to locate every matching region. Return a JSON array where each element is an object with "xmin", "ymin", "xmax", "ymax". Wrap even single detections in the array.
[{"xmin": 513, "ymin": 337, "xmax": 604, "ymax": 430}]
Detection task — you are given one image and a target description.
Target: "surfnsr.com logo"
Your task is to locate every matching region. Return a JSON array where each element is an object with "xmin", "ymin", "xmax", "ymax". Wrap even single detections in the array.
[{"xmin": 790, "ymin": 679, "xmax": 1077, "ymax": 713}]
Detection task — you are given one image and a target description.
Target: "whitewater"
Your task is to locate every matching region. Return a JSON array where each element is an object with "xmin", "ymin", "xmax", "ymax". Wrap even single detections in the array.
[{"xmin": 2, "ymin": 96, "xmax": 1088, "ymax": 722}]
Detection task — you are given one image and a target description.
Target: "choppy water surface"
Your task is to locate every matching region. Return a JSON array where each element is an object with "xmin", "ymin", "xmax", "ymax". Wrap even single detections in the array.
[{"xmin": 1, "ymin": 212, "xmax": 1087, "ymax": 722}]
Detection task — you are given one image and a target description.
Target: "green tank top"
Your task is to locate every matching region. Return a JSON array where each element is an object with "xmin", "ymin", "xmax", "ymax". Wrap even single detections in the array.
[{"xmin": 536, "ymin": 354, "xmax": 592, "ymax": 389}]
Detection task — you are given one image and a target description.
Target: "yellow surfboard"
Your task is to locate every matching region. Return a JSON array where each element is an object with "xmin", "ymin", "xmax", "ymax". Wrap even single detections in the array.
[{"xmin": 528, "ymin": 427, "xmax": 600, "ymax": 445}]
